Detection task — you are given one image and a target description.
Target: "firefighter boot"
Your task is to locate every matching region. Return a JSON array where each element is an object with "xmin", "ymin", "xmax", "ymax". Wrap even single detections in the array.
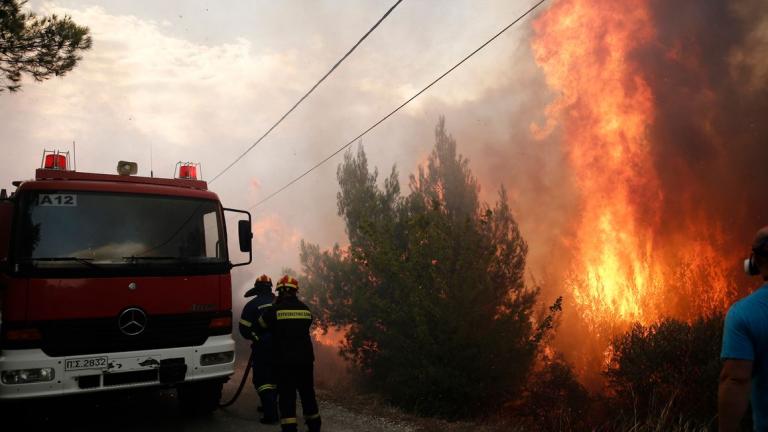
[
  {"xmin": 259, "ymin": 389, "xmax": 279, "ymax": 424},
  {"xmin": 306, "ymin": 416, "xmax": 321, "ymax": 432},
  {"xmin": 280, "ymin": 423, "xmax": 298, "ymax": 432}
]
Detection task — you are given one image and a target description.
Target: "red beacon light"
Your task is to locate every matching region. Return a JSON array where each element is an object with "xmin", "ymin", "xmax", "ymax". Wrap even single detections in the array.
[
  {"xmin": 180, "ymin": 165, "xmax": 196, "ymax": 179},
  {"xmin": 41, "ymin": 150, "xmax": 70, "ymax": 170},
  {"xmin": 175, "ymin": 162, "xmax": 201, "ymax": 180}
]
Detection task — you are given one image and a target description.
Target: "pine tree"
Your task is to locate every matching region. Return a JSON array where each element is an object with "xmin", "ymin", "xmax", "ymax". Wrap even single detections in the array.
[
  {"xmin": 301, "ymin": 118, "xmax": 558, "ymax": 418},
  {"xmin": 0, "ymin": 0, "xmax": 91, "ymax": 92}
]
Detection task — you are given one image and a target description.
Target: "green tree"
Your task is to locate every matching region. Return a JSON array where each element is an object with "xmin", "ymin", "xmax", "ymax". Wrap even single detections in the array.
[
  {"xmin": 301, "ymin": 118, "xmax": 558, "ymax": 418},
  {"xmin": 0, "ymin": 0, "xmax": 91, "ymax": 92}
]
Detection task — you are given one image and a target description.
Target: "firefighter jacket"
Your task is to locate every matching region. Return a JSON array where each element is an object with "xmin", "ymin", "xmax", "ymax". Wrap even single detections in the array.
[
  {"xmin": 259, "ymin": 295, "xmax": 315, "ymax": 365},
  {"xmin": 239, "ymin": 292, "xmax": 275, "ymax": 343}
]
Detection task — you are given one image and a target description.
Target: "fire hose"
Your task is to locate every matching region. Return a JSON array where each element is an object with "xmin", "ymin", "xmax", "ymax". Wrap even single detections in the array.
[{"xmin": 218, "ymin": 351, "xmax": 254, "ymax": 408}]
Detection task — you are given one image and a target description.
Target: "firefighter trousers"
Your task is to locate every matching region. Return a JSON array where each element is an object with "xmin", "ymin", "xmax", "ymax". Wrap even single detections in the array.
[
  {"xmin": 251, "ymin": 345, "xmax": 278, "ymax": 422},
  {"xmin": 276, "ymin": 363, "xmax": 321, "ymax": 432}
]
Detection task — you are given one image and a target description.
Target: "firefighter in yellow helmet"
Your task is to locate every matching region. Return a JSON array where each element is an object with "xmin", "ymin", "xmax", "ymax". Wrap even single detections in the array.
[
  {"xmin": 238, "ymin": 274, "xmax": 278, "ymax": 424},
  {"xmin": 259, "ymin": 275, "xmax": 321, "ymax": 432}
]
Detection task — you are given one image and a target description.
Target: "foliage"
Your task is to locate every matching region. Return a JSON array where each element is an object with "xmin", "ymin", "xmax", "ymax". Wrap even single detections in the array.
[
  {"xmin": 605, "ymin": 315, "xmax": 724, "ymax": 428},
  {"xmin": 300, "ymin": 118, "xmax": 559, "ymax": 418},
  {"xmin": 0, "ymin": 0, "xmax": 91, "ymax": 92},
  {"xmin": 515, "ymin": 355, "xmax": 591, "ymax": 432},
  {"xmin": 280, "ymin": 267, "xmax": 299, "ymax": 278}
]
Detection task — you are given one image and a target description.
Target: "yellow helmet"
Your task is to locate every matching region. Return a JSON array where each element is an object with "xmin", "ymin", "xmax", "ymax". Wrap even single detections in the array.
[
  {"xmin": 275, "ymin": 275, "xmax": 299, "ymax": 293},
  {"xmin": 244, "ymin": 274, "xmax": 273, "ymax": 297}
]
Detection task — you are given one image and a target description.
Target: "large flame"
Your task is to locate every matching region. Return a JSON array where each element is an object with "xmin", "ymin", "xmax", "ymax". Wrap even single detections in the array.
[
  {"xmin": 532, "ymin": 0, "xmax": 663, "ymax": 328},
  {"xmin": 531, "ymin": 0, "xmax": 736, "ymax": 332}
]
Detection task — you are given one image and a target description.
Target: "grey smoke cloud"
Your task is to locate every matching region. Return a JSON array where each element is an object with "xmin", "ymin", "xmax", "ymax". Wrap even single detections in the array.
[
  {"xmin": 639, "ymin": 0, "xmax": 768, "ymax": 269},
  {"xmin": 0, "ymin": 1, "xmax": 549, "ymax": 298}
]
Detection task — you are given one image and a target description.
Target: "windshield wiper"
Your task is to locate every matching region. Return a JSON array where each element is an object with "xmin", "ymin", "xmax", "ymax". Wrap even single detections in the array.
[
  {"xmin": 123, "ymin": 256, "xmax": 177, "ymax": 262},
  {"xmin": 123, "ymin": 256, "xmax": 223, "ymax": 264},
  {"xmin": 24, "ymin": 257, "xmax": 102, "ymax": 269}
]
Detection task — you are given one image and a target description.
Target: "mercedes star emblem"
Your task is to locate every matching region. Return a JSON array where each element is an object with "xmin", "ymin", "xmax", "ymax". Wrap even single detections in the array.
[
  {"xmin": 118, "ymin": 308, "xmax": 148, "ymax": 336},
  {"xmin": 128, "ymin": 282, "xmax": 137, "ymax": 290}
]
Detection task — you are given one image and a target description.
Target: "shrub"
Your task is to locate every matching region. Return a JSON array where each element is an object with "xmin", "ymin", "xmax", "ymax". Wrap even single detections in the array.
[
  {"xmin": 605, "ymin": 315, "xmax": 723, "ymax": 428},
  {"xmin": 515, "ymin": 355, "xmax": 591, "ymax": 431}
]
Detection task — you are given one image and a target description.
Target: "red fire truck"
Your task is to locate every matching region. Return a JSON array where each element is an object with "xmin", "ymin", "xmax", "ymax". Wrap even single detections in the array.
[{"xmin": 0, "ymin": 152, "xmax": 252, "ymax": 411}]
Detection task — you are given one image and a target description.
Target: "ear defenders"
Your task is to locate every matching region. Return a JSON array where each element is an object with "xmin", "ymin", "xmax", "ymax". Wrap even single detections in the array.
[{"xmin": 745, "ymin": 252, "xmax": 761, "ymax": 276}]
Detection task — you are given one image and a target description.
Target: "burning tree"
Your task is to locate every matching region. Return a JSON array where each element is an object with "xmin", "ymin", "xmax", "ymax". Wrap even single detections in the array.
[{"xmin": 300, "ymin": 118, "xmax": 558, "ymax": 418}]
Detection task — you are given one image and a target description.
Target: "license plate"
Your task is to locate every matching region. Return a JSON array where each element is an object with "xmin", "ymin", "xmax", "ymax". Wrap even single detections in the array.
[{"xmin": 65, "ymin": 356, "xmax": 108, "ymax": 371}]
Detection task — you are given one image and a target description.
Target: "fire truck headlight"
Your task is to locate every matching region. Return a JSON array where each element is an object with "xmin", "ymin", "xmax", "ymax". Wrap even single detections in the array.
[
  {"xmin": 200, "ymin": 351, "xmax": 234, "ymax": 366},
  {"xmin": 1, "ymin": 368, "xmax": 56, "ymax": 384}
]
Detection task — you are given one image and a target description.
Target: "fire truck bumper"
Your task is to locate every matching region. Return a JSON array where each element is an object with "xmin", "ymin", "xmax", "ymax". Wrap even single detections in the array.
[{"xmin": 0, "ymin": 335, "xmax": 235, "ymax": 400}]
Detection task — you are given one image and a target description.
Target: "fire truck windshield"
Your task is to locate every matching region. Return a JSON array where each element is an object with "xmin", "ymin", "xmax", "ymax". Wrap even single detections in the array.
[{"xmin": 13, "ymin": 191, "xmax": 227, "ymax": 273}]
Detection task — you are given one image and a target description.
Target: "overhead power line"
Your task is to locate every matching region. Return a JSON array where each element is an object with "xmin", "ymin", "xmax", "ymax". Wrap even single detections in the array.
[
  {"xmin": 210, "ymin": 0, "xmax": 405, "ymax": 183},
  {"xmin": 249, "ymin": 0, "xmax": 548, "ymax": 211}
]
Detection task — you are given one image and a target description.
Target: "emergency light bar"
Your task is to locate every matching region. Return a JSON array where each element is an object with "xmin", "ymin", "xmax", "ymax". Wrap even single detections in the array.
[
  {"xmin": 175, "ymin": 162, "xmax": 201, "ymax": 180},
  {"xmin": 40, "ymin": 150, "xmax": 69, "ymax": 171}
]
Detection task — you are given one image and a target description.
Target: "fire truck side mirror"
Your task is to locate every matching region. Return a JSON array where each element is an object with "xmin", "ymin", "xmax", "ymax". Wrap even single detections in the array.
[
  {"xmin": 238, "ymin": 220, "xmax": 252, "ymax": 253},
  {"xmin": 224, "ymin": 207, "xmax": 252, "ymax": 268}
]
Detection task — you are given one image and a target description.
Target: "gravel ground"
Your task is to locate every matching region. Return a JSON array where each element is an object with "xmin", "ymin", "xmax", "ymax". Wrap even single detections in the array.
[
  {"xmin": 208, "ymin": 359, "xmax": 420, "ymax": 432},
  {"xmin": 318, "ymin": 390, "xmax": 519, "ymax": 432}
]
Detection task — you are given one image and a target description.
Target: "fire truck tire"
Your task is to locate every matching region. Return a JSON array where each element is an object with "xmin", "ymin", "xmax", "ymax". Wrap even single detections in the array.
[{"xmin": 177, "ymin": 379, "xmax": 224, "ymax": 414}]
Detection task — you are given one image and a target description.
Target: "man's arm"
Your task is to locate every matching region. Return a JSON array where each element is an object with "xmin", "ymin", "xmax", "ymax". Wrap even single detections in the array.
[
  {"xmin": 719, "ymin": 359, "xmax": 752, "ymax": 432},
  {"xmin": 238, "ymin": 303, "xmax": 256, "ymax": 340},
  {"xmin": 259, "ymin": 306, "xmax": 276, "ymax": 330}
]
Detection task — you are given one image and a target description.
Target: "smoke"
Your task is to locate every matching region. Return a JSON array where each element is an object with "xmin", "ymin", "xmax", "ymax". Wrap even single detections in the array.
[
  {"xmin": 639, "ymin": 0, "xmax": 768, "ymax": 305},
  {"xmin": 729, "ymin": 0, "xmax": 768, "ymax": 93}
]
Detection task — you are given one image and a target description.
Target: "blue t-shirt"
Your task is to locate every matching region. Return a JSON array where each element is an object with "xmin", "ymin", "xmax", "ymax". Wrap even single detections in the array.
[{"xmin": 722, "ymin": 283, "xmax": 768, "ymax": 430}]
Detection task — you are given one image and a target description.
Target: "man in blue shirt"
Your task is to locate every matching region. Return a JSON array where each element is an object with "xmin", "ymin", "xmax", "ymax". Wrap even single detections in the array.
[{"xmin": 720, "ymin": 227, "xmax": 768, "ymax": 431}]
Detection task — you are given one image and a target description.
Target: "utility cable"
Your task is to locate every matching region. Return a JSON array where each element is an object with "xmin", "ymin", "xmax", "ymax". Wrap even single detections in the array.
[
  {"xmin": 249, "ymin": 0, "xmax": 548, "ymax": 210},
  {"xmin": 209, "ymin": 0, "xmax": 405, "ymax": 183}
]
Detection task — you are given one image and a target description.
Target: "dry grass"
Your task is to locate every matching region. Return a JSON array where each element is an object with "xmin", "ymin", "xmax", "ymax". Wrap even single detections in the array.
[{"xmin": 318, "ymin": 382, "xmax": 714, "ymax": 432}]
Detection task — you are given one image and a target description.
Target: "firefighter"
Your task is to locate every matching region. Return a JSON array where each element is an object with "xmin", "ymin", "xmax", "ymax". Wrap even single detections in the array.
[
  {"xmin": 238, "ymin": 274, "xmax": 279, "ymax": 424},
  {"xmin": 259, "ymin": 275, "xmax": 321, "ymax": 432}
]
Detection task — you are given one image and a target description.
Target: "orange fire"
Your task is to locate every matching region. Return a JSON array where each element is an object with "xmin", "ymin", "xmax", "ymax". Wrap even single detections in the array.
[
  {"xmin": 531, "ymin": 0, "xmax": 734, "ymax": 332},
  {"xmin": 532, "ymin": 0, "xmax": 663, "ymax": 329},
  {"xmin": 312, "ymin": 326, "xmax": 347, "ymax": 347}
]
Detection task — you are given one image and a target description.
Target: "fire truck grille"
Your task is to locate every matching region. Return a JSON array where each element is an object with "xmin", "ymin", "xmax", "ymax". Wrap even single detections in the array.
[{"xmin": 38, "ymin": 313, "xmax": 214, "ymax": 357}]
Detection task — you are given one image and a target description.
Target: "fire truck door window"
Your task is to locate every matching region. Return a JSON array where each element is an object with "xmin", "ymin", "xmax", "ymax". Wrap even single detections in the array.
[
  {"xmin": 14, "ymin": 192, "xmax": 226, "ymax": 265},
  {"xmin": 203, "ymin": 210, "xmax": 220, "ymax": 258}
]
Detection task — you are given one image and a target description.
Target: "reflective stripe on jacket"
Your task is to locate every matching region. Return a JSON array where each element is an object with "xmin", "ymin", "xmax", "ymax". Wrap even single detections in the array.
[
  {"xmin": 261, "ymin": 295, "xmax": 315, "ymax": 364},
  {"xmin": 239, "ymin": 292, "xmax": 275, "ymax": 342}
]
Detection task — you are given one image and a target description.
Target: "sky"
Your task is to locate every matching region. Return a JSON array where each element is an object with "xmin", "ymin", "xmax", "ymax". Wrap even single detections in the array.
[{"xmin": 1, "ymin": 0, "xmax": 556, "ymax": 295}]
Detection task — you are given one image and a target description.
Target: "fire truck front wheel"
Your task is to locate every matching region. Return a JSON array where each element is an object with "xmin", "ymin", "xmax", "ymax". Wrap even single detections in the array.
[{"xmin": 177, "ymin": 379, "xmax": 223, "ymax": 414}]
